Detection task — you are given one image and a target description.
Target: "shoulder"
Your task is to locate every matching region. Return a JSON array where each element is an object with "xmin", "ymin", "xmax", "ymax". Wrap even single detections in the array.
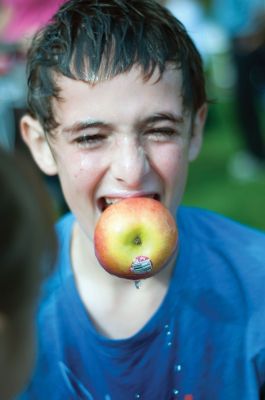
[
  {"xmin": 55, "ymin": 211, "xmax": 75, "ymax": 274},
  {"xmin": 178, "ymin": 205, "xmax": 265, "ymax": 250},
  {"xmin": 55, "ymin": 212, "xmax": 75, "ymax": 240},
  {"xmin": 54, "ymin": 212, "xmax": 75, "ymax": 265},
  {"xmin": 177, "ymin": 206, "xmax": 265, "ymax": 353},
  {"xmin": 177, "ymin": 205, "xmax": 265, "ymax": 302},
  {"xmin": 39, "ymin": 212, "xmax": 75, "ymax": 301}
]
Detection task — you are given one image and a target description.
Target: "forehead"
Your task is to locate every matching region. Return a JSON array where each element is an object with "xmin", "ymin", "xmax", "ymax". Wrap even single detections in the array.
[{"xmin": 53, "ymin": 66, "xmax": 185, "ymax": 126}]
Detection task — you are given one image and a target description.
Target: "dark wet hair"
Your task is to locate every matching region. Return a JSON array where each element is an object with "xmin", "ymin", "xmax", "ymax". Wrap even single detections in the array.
[
  {"xmin": 0, "ymin": 147, "xmax": 57, "ymax": 315},
  {"xmin": 26, "ymin": 0, "xmax": 206, "ymax": 133}
]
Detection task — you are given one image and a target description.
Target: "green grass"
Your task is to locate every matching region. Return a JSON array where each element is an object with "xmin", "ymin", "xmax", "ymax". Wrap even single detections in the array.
[{"xmin": 182, "ymin": 98, "xmax": 265, "ymax": 231}]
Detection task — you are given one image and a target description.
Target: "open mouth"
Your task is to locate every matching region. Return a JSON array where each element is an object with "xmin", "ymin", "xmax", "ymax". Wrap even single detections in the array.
[{"xmin": 98, "ymin": 193, "xmax": 160, "ymax": 212}]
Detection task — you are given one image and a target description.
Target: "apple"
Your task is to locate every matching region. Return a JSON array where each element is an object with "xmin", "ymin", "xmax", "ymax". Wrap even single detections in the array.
[{"xmin": 94, "ymin": 197, "xmax": 178, "ymax": 280}]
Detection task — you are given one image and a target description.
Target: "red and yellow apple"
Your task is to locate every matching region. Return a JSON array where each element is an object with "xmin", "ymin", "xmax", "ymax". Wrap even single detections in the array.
[{"xmin": 94, "ymin": 197, "xmax": 178, "ymax": 280}]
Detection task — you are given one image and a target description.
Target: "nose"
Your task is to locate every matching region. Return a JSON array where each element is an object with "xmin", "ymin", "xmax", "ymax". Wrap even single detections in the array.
[{"xmin": 110, "ymin": 136, "xmax": 150, "ymax": 187}]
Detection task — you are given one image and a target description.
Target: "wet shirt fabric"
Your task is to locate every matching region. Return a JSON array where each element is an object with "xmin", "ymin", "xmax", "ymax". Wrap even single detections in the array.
[{"xmin": 19, "ymin": 207, "xmax": 265, "ymax": 400}]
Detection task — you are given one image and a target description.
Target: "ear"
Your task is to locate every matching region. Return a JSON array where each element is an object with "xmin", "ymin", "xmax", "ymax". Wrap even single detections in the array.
[
  {"xmin": 20, "ymin": 115, "xmax": 58, "ymax": 175},
  {"xmin": 188, "ymin": 103, "xmax": 208, "ymax": 162}
]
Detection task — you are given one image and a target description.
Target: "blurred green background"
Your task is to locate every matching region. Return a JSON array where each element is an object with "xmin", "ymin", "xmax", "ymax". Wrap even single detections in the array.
[{"xmin": 183, "ymin": 95, "xmax": 265, "ymax": 231}]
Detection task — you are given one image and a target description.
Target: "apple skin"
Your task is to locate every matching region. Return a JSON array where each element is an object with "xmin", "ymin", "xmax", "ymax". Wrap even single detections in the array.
[{"xmin": 94, "ymin": 197, "xmax": 178, "ymax": 280}]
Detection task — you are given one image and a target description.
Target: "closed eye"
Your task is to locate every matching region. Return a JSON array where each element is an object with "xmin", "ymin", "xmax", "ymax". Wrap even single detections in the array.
[
  {"xmin": 75, "ymin": 134, "xmax": 107, "ymax": 148},
  {"xmin": 144, "ymin": 128, "xmax": 179, "ymax": 140}
]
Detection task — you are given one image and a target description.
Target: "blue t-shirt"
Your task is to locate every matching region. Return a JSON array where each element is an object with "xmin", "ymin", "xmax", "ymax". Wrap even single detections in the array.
[{"xmin": 20, "ymin": 206, "xmax": 265, "ymax": 400}]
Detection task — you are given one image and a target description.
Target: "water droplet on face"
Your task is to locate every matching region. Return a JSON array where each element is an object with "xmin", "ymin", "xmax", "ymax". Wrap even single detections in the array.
[
  {"xmin": 135, "ymin": 394, "xmax": 141, "ymax": 399},
  {"xmin": 164, "ymin": 324, "xmax": 169, "ymax": 329},
  {"xmin": 166, "ymin": 330, "xmax": 171, "ymax": 336},
  {"xmin": 167, "ymin": 341, "xmax": 172, "ymax": 346},
  {"xmin": 173, "ymin": 389, "xmax": 179, "ymax": 396}
]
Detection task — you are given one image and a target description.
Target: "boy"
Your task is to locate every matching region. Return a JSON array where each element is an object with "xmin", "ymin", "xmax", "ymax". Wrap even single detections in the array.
[
  {"xmin": 20, "ymin": 0, "xmax": 265, "ymax": 399},
  {"xmin": 0, "ymin": 147, "xmax": 56, "ymax": 399}
]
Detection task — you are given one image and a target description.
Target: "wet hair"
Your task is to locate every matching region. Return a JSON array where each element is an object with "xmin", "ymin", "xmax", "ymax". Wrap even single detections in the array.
[
  {"xmin": 26, "ymin": 0, "xmax": 206, "ymax": 134},
  {"xmin": 0, "ymin": 147, "xmax": 57, "ymax": 315}
]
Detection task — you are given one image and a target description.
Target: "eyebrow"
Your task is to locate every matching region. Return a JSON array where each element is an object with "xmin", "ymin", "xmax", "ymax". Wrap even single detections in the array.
[
  {"xmin": 136, "ymin": 112, "xmax": 184, "ymax": 130},
  {"xmin": 62, "ymin": 119, "xmax": 112, "ymax": 135}
]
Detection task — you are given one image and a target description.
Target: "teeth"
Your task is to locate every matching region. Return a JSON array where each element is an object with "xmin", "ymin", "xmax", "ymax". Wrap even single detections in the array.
[
  {"xmin": 105, "ymin": 194, "xmax": 156, "ymax": 205},
  {"xmin": 105, "ymin": 198, "xmax": 121, "ymax": 206},
  {"xmin": 101, "ymin": 194, "xmax": 160, "ymax": 211}
]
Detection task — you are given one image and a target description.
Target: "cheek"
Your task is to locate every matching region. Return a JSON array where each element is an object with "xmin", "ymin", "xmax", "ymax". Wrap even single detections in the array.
[
  {"xmin": 57, "ymin": 152, "xmax": 102, "ymax": 199},
  {"xmin": 152, "ymin": 143, "xmax": 189, "ymax": 185}
]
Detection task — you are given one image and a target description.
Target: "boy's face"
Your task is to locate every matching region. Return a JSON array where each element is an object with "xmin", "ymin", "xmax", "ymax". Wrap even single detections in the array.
[{"xmin": 23, "ymin": 66, "xmax": 206, "ymax": 241}]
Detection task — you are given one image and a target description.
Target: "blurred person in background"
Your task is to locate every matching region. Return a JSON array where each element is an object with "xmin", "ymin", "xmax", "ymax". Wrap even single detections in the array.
[
  {"xmin": 212, "ymin": 0, "xmax": 265, "ymax": 180},
  {"xmin": 157, "ymin": 0, "xmax": 210, "ymax": 62},
  {"xmin": 0, "ymin": 0, "xmax": 64, "ymax": 150},
  {"xmin": 0, "ymin": 0, "xmax": 68, "ymax": 216},
  {"xmin": 0, "ymin": 145, "xmax": 57, "ymax": 399},
  {"xmin": 0, "ymin": 0, "xmax": 64, "ymax": 46}
]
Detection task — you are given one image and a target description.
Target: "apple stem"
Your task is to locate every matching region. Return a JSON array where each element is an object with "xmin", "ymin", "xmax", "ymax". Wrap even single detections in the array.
[
  {"xmin": 134, "ymin": 280, "xmax": 142, "ymax": 289},
  {"xmin": 134, "ymin": 236, "xmax": 142, "ymax": 245}
]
